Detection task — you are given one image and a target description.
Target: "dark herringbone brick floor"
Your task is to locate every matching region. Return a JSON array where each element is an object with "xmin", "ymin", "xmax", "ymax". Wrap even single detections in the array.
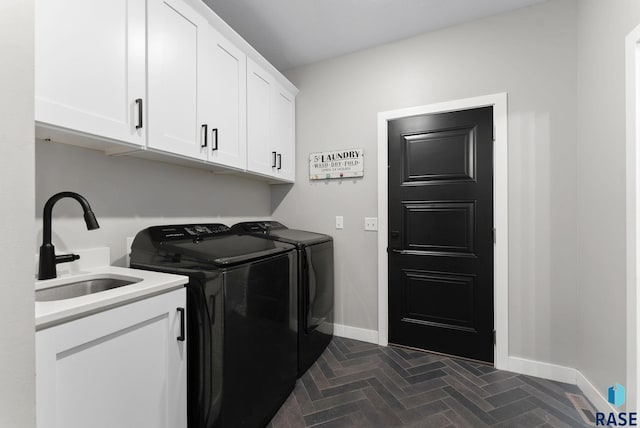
[{"xmin": 268, "ymin": 337, "xmax": 594, "ymax": 428}]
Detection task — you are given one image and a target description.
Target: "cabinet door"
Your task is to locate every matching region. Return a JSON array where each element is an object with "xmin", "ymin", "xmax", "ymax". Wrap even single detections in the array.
[
  {"xmin": 147, "ymin": 0, "xmax": 205, "ymax": 160},
  {"xmin": 273, "ymin": 83, "xmax": 296, "ymax": 182},
  {"xmin": 36, "ymin": 289, "xmax": 187, "ymax": 428},
  {"xmin": 35, "ymin": 0, "xmax": 145, "ymax": 146},
  {"xmin": 200, "ymin": 27, "xmax": 247, "ymax": 170},
  {"xmin": 246, "ymin": 59, "xmax": 275, "ymax": 176}
]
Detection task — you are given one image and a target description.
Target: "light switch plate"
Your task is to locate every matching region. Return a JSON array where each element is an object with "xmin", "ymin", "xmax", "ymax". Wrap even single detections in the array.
[
  {"xmin": 335, "ymin": 216, "xmax": 344, "ymax": 229},
  {"xmin": 364, "ymin": 217, "xmax": 378, "ymax": 231}
]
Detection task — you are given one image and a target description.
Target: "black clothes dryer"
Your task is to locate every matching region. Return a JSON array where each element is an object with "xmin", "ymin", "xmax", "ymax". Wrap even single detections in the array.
[
  {"xmin": 129, "ymin": 224, "xmax": 297, "ymax": 428},
  {"xmin": 231, "ymin": 221, "xmax": 334, "ymax": 377}
]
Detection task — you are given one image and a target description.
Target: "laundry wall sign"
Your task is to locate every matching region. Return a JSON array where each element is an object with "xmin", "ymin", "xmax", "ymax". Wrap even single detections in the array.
[{"xmin": 309, "ymin": 149, "xmax": 364, "ymax": 180}]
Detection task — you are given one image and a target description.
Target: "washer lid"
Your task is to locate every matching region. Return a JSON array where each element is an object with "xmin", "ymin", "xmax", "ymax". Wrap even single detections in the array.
[
  {"xmin": 162, "ymin": 234, "xmax": 294, "ymax": 266},
  {"xmin": 263, "ymin": 229, "xmax": 332, "ymax": 246},
  {"xmin": 134, "ymin": 224, "xmax": 295, "ymax": 267},
  {"xmin": 232, "ymin": 221, "xmax": 287, "ymax": 233},
  {"xmin": 232, "ymin": 222, "xmax": 332, "ymax": 247}
]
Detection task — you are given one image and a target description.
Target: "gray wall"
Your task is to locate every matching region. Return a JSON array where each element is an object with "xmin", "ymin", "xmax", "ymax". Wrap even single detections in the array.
[
  {"xmin": 35, "ymin": 142, "xmax": 273, "ymax": 264},
  {"xmin": 0, "ymin": 1, "xmax": 36, "ymax": 426},
  {"xmin": 576, "ymin": 0, "xmax": 640, "ymax": 408},
  {"xmin": 275, "ymin": 0, "xmax": 579, "ymax": 367}
]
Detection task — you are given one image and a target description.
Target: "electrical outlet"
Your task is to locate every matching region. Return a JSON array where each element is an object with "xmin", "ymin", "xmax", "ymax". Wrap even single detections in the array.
[
  {"xmin": 335, "ymin": 216, "xmax": 344, "ymax": 229},
  {"xmin": 364, "ymin": 217, "xmax": 378, "ymax": 231}
]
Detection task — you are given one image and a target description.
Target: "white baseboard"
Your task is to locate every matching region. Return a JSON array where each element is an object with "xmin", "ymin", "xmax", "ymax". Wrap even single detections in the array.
[
  {"xmin": 576, "ymin": 371, "xmax": 617, "ymax": 414},
  {"xmin": 332, "ymin": 323, "xmax": 379, "ymax": 344},
  {"xmin": 507, "ymin": 356, "xmax": 577, "ymax": 385},
  {"xmin": 507, "ymin": 357, "xmax": 619, "ymax": 414}
]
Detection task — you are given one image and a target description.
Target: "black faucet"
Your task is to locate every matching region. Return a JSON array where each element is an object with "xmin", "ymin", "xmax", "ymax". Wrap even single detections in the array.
[{"xmin": 38, "ymin": 192, "xmax": 100, "ymax": 280}]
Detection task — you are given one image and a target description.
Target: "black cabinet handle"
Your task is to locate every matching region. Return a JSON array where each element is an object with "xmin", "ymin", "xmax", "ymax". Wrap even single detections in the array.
[
  {"xmin": 272, "ymin": 151, "xmax": 277, "ymax": 168},
  {"xmin": 212, "ymin": 128, "xmax": 218, "ymax": 151},
  {"xmin": 177, "ymin": 307, "xmax": 185, "ymax": 341},
  {"xmin": 201, "ymin": 124, "xmax": 208, "ymax": 148},
  {"xmin": 135, "ymin": 98, "xmax": 143, "ymax": 129},
  {"xmin": 277, "ymin": 153, "xmax": 282, "ymax": 170}
]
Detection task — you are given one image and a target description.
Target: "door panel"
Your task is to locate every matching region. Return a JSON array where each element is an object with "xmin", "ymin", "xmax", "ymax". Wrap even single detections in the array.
[
  {"xmin": 402, "ymin": 201, "xmax": 475, "ymax": 254},
  {"xmin": 273, "ymin": 84, "xmax": 296, "ymax": 181},
  {"xmin": 246, "ymin": 59, "xmax": 274, "ymax": 175},
  {"xmin": 388, "ymin": 107, "xmax": 493, "ymax": 363},
  {"xmin": 147, "ymin": 0, "xmax": 203, "ymax": 159},
  {"xmin": 402, "ymin": 127, "xmax": 476, "ymax": 184},
  {"xmin": 35, "ymin": 0, "xmax": 145, "ymax": 146},
  {"xmin": 401, "ymin": 269, "xmax": 475, "ymax": 329},
  {"xmin": 200, "ymin": 26, "xmax": 247, "ymax": 169},
  {"xmin": 211, "ymin": 37, "xmax": 247, "ymax": 169}
]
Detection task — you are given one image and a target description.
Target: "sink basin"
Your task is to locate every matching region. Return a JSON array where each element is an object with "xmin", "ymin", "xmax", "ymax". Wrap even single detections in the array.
[{"xmin": 36, "ymin": 276, "xmax": 142, "ymax": 302}]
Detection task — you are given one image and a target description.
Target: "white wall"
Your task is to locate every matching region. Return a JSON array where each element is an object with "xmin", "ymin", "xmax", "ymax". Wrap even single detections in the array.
[
  {"xmin": 576, "ymin": 0, "xmax": 640, "ymax": 409},
  {"xmin": 0, "ymin": 1, "xmax": 36, "ymax": 427},
  {"xmin": 274, "ymin": 0, "xmax": 579, "ymax": 367},
  {"xmin": 35, "ymin": 142, "xmax": 272, "ymax": 265}
]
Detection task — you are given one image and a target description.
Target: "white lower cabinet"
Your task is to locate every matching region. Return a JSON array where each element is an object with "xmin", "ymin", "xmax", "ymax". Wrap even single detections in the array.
[{"xmin": 36, "ymin": 288, "xmax": 187, "ymax": 428}]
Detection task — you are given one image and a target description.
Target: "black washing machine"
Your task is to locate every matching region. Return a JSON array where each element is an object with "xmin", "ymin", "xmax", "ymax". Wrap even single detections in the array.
[
  {"xmin": 232, "ymin": 221, "xmax": 334, "ymax": 377},
  {"xmin": 129, "ymin": 223, "xmax": 297, "ymax": 428}
]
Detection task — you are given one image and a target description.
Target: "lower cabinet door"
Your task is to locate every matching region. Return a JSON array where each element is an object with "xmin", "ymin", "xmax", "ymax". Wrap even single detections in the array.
[{"xmin": 36, "ymin": 288, "xmax": 187, "ymax": 428}]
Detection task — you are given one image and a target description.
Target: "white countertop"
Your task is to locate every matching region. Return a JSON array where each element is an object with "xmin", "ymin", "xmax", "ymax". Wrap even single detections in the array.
[{"xmin": 35, "ymin": 248, "xmax": 188, "ymax": 330}]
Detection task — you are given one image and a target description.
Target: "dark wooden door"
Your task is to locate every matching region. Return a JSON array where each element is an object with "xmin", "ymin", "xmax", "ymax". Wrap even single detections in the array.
[{"xmin": 388, "ymin": 107, "xmax": 494, "ymax": 363}]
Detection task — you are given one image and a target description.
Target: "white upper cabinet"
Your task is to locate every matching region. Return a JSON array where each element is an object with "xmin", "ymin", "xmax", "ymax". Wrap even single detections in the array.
[
  {"xmin": 147, "ymin": 0, "xmax": 205, "ymax": 160},
  {"xmin": 247, "ymin": 58, "xmax": 276, "ymax": 176},
  {"xmin": 247, "ymin": 59, "xmax": 296, "ymax": 182},
  {"xmin": 272, "ymin": 83, "xmax": 296, "ymax": 182},
  {"xmin": 35, "ymin": 0, "xmax": 297, "ymax": 182},
  {"xmin": 35, "ymin": 0, "xmax": 146, "ymax": 146},
  {"xmin": 199, "ymin": 26, "xmax": 247, "ymax": 170}
]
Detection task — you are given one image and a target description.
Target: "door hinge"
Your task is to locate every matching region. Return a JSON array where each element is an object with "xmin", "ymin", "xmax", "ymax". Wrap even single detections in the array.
[
  {"xmin": 493, "ymin": 125, "xmax": 496, "ymax": 141},
  {"xmin": 493, "ymin": 228, "xmax": 496, "ymax": 244},
  {"xmin": 493, "ymin": 330, "xmax": 496, "ymax": 345}
]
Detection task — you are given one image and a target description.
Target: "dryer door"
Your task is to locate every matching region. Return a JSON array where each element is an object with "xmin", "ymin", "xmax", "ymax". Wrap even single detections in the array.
[
  {"xmin": 303, "ymin": 241, "xmax": 334, "ymax": 333},
  {"xmin": 223, "ymin": 252, "xmax": 297, "ymax": 427}
]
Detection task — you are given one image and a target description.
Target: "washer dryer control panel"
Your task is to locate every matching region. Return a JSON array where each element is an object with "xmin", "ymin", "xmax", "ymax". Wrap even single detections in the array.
[
  {"xmin": 235, "ymin": 221, "xmax": 286, "ymax": 233},
  {"xmin": 149, "ymin": 224, "xmax": 230, "ymax": 241}
]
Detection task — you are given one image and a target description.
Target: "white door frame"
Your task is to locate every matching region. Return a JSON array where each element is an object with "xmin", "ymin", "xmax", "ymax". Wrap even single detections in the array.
[
  {"xmin": 625, "ymin": 24, "xmax": 640, "ymax": 413},
  {"xmin": 377, "ymin": 93, "xmax": 509, "ymax": 369}
]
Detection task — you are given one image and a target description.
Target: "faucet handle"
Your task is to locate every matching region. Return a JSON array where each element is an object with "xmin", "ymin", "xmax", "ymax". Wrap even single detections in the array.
[{"xmin": 55, "ymin": 253, "xmax": 80, "ymax": 265}]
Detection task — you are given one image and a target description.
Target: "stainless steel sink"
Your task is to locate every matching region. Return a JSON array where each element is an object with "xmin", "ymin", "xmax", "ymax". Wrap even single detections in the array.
[{"xmin": 36, "ymin": 277, "xmax": 142, "ymax": 302}]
